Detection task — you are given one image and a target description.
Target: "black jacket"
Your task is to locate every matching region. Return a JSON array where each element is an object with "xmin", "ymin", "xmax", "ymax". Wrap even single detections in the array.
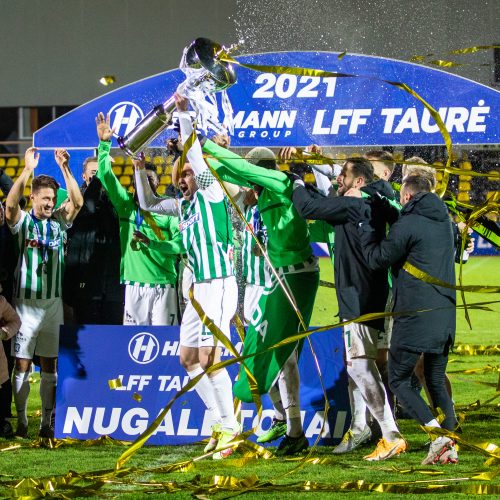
[
  {"xmin": 359, "ymin": 192, "xmax": 456, "ymax": 353},
  {"xmin": 292, "ymin": 180, "xmax": 397, "ymax": 330},
  {"xmin": 63, "ymin": 177, "xmax": 123, "ymax": 305}
]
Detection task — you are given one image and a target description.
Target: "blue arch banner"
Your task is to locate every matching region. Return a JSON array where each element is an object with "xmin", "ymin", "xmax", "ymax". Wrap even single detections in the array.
[{"xmin": 35, "ymin": 51, "xmax": 500, "ymax": 151}]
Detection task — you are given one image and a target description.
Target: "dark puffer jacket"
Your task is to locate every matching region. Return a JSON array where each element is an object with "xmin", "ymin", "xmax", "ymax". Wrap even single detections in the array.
[
  {"xmin": 359, "ymin": 192, "xmax": 456, "ymax": 353},
  {"xmin": 292, "ymin": 179, "xmax": 398, "ymax": 331}
]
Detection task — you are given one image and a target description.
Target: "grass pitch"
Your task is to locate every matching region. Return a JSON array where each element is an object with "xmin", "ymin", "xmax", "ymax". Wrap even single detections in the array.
[{"xmin": 0, "ymin": 257, "xmax": 498, "ymax": 498}]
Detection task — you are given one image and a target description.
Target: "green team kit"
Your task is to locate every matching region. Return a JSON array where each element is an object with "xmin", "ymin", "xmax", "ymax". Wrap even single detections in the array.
[
  {"xmin": 11, "ymin": 210, "xmax": 68, "ymax": 300},
  {"xmin": 96, "ymin": 141, "xmax": 180, "ymax": 287},
  {"xmin": 202, "ymin": 139, "xmax": 320, "ymax": 402},
  {"xmin": 242, "ymin": 205, "xmax": 271, "ymax": 287},
  {"xmin": 179, "ymin": 170, "xmax": 234, "ymax": 282}
]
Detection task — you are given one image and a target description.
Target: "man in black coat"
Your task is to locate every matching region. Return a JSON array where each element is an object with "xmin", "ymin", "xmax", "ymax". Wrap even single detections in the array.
[
  {"xmin": 356, "ymin": 175, "xmax": 458, "ymax": 465},
  {"xmin": 292, "ymin": 158, "xmax": 406, "ymax": 462},
  {"xmin": 63, "ymin": 157, "xmax": 124, "ymax": 324}
]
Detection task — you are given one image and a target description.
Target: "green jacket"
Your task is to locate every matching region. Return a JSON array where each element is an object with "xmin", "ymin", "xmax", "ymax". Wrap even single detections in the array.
[{"xmin": 96, "ymin": 141, "xmax": 181, "ymax": 286}]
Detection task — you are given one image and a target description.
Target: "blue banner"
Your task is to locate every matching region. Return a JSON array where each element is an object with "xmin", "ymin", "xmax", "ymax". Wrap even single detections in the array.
[
  {"xmin": 35, "ymin": 51, "xmax": 500, "ymax": 153},
  {"xmin": 56, "ymin": 325, "xmax": 349, "ymax": 446}
]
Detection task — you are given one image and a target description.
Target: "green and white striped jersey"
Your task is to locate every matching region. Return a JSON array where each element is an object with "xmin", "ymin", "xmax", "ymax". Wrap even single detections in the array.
[
  {"xmin": 10, "ymin": 210, "xmax": 68, "ymax": 300},
  {"xmin": 179, "ymin": 170, "xmax": 234, "ymax": 282},
  {"xmin": 242, "ymin": 205, "xmax": 271, "ymax": 287}
]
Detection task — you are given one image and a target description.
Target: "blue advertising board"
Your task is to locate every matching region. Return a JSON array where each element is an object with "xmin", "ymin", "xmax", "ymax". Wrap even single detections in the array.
[{"xmin": 56, "ymin": 325, "xmax": 350, "ymax": 446}]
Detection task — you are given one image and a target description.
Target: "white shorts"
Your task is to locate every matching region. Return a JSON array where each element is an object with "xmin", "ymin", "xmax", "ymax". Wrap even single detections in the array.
[
  {"xmin": 124, "ymin": 284, "xmax": 178, "ymax": 326},
  {"xmin": 180, "ymin": 276, "xmax": 237, "ymax": 348},
  {"xmin": 377, "ymin": 319, "xmax": 393, "ymax": 350},
  {"xmin": 378, "ymin": 289, "xmax": 394, "ymax": 349},
  {"xmin": 243, "ymin": 283, "xmax": 265, "ymax": 326},
  {"xmin": 343, "ymin": 321, "xmax": 379, "ymax": 361},
  {"xmin": 12, "ymin": 298, "xmax": 63, "ymax": 359},
  {"xmin": 181, "ymin": 266, "xmax": 194, "ymax": 302}
]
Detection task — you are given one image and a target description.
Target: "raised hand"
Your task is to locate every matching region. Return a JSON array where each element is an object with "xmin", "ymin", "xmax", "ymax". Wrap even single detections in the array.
[
  {"xmin": 54, "ymin": 148, "xmax": 70, "ymax": 169},
  {"xmin": 132, "ymin": 152, "xmax": 146, "ymax": 170},
  {"xmin": 278, "ymin": 146, "xmax": 297, "ymax": 162},
  {"xmin": 305, "ymin": 144, "xmax": 323, "ymax": 156},
  {"xmin": 174, "ymin": 92, "xmax": 189, "ymax": 112},
  {"xmin": 96, "ymin": 112, "xmax": 114, "ymax": 142},
  {"xmin": 24, "ymin": 147, "xmax": 40, "ymax": 171}
]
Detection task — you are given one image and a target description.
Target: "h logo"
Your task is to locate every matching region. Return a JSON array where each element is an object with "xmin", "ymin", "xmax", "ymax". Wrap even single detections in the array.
[
  {"xmin": 128, "ymin": 332, "xmax": 160, "ymax": 364},
  {"xmin": 108, "ymin": 101, "xmax": 145, "ymax": 139}
]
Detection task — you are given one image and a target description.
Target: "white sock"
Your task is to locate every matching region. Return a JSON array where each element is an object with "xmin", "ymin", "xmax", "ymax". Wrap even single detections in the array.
[
  {"xmin": 39, "ymin": 372, "xmax": 57, "ymax": 427},
  {"xmin": 209, "ymin": 369, "xmax": 238, "ymax": 432},
  {"xmin": 13, "ymin": 370, "xmax": 30, "ymax": 427},
  {"xmin": 268, "ymin": 383, "xmax": 286, "ymax": 421},
  {"xmin": 277, "ymin": 353, "xmax": 303, "ymax": 438},
  {"xmin": 348, "ymin": 375, "xmax": 367, "ymax": 433},
  {"xmin": 425, "ymin": 419, "xmax": 441, "ymax": 428},
  {"xmin": 187, "ymin": 366, "xmax": 221, "ymax": 425},
  {"xmin": 348, "ymin": 358, "xmax": 400, "ymax": 441}
]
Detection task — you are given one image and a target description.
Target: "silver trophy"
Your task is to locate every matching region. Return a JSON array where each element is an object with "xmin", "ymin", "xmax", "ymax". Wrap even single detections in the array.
[{"xmin": 117, "ymin": 38, "xmax": 237, "ymax": 158}]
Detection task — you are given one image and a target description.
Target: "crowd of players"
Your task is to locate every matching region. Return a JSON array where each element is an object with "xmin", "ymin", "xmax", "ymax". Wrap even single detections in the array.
[{"xmin": 0, "ymin": 92, "xmax": 474, "ymax": 466}]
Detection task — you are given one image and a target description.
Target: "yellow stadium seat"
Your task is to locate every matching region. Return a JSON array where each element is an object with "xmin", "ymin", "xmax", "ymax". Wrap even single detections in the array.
[
  {"xmin": 123, "ymin": 166, "xmax": 134, "ymax": 176},
  {"xmin": 0, "ymin": 158, "xmax": 5, "ymax": 168},
  {"xmin": 153, "ymin": 156, "xmax": 164, "ymax": 166},
  {"xmin": 160, "ymin": 174, "xmax": 172, "ymax": 185},
  {"xmin": 487, "ymin": 169, "xmax": 499, "ymax": 181},
  {"xmin": 114, "ymin": 156, "xmax": 125, "ymax": 166},
  {"xmin": 278, "ymin": 163, "xmax": 289, "ymax": 171},
  {"xmin": 460, "ymin": 175, "xmax": 472, "ymax": 181},
  {"xmin": 119, "ymin": 175, "xmax": 131, "ymax": 187},
  {"xmin": 156, "ymin": 185, "xmax": 166, "ymax": 195},
  {"xmin": 6, "ymin": 157, "xmax": 19, "ymax": 167},
  {"xmin": 304, "ymin": 173, "xmax": 316, "ymax": 183},
  {"xmin": 125, "ymin": 156, "xmax": 133, "ymax": 166},
  {"xmin": 460, "ymin": 161, "xmax": 472, "ymax": 170},
  {"xmin": 23, "ymin": 186, "xmax": 31, "ymax": 197},
  {"xmin": 19, "ymin": 157, "xmax": 25, "ymax": 167},
  {"xmin": 457, "ymin": 192, "xmax": 470, "ymax": 202},
  {"xmin": 164, "ymin": 165, "xmax": 173, "ymax": 175},
  {"xmin": 4, "ymin": 167, "xmax": 16, "ymax": 177},
  {"xmin": 112, "ymin": 165, "xmax": 123, "ymax": 176},
  {"xmin": 458, "ymin": 181, "xmax": 471, "ymax": 192},
  {"xmin": 336, "ymin": 152, "xmax": 347, "ymax": 160}
]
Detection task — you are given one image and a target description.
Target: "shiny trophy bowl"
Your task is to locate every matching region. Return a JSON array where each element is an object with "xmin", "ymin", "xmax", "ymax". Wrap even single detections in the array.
[{"xmin": 117, "ymin": 38, "xmax": 237, "ymax": 158}]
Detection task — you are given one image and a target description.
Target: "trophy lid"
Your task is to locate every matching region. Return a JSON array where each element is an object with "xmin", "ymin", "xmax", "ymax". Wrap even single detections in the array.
[{"xmin": 185, "ymin": 38, "xmax": 237, "ymax": 91}]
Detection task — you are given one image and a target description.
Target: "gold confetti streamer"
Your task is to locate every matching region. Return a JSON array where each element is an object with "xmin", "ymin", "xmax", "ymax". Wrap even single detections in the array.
[{"xmin": 108, "ymin": 377, "xmax": 122, "ymax": 390}]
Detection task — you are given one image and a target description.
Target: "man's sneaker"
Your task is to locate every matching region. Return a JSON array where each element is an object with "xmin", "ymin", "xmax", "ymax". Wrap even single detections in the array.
[
  {"xmin": 213, "ymin": 424, "xmax": 241, "ymax": 460},
  {"xmin": 275, "ymin": 433, "xmax": 309, "ymax": 456},
  {"xmin": 363, "ymin": 437, "xmax": 407, "ymax": 461},
  {"xmin": 204, "ymin": 423, "xmax": 221, "ymax": 453},
  {"xmin": 257, "ymin": 419, "xmax": 287, "ymax": 443},
  {"xmin": 422, "ymin": 437, "xmax": 458, "ymax": 465},
  {"xmin": 0, "ymin": 420, "xmax": 14, "ymax": 439},
  {"xmin": 39, "ymin": 425, "xmax": 54, "ymax": 439},
  {"xmin": 439, "ymin": 443, "xmax": 458, "ymax": 464},
  {"xmin": 14, "ymin": 423, "xmax": 28, "ymax": 439},
  {"xmin": 332, "ymin": 426, "xmax": 372, "ymax": 454}
]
